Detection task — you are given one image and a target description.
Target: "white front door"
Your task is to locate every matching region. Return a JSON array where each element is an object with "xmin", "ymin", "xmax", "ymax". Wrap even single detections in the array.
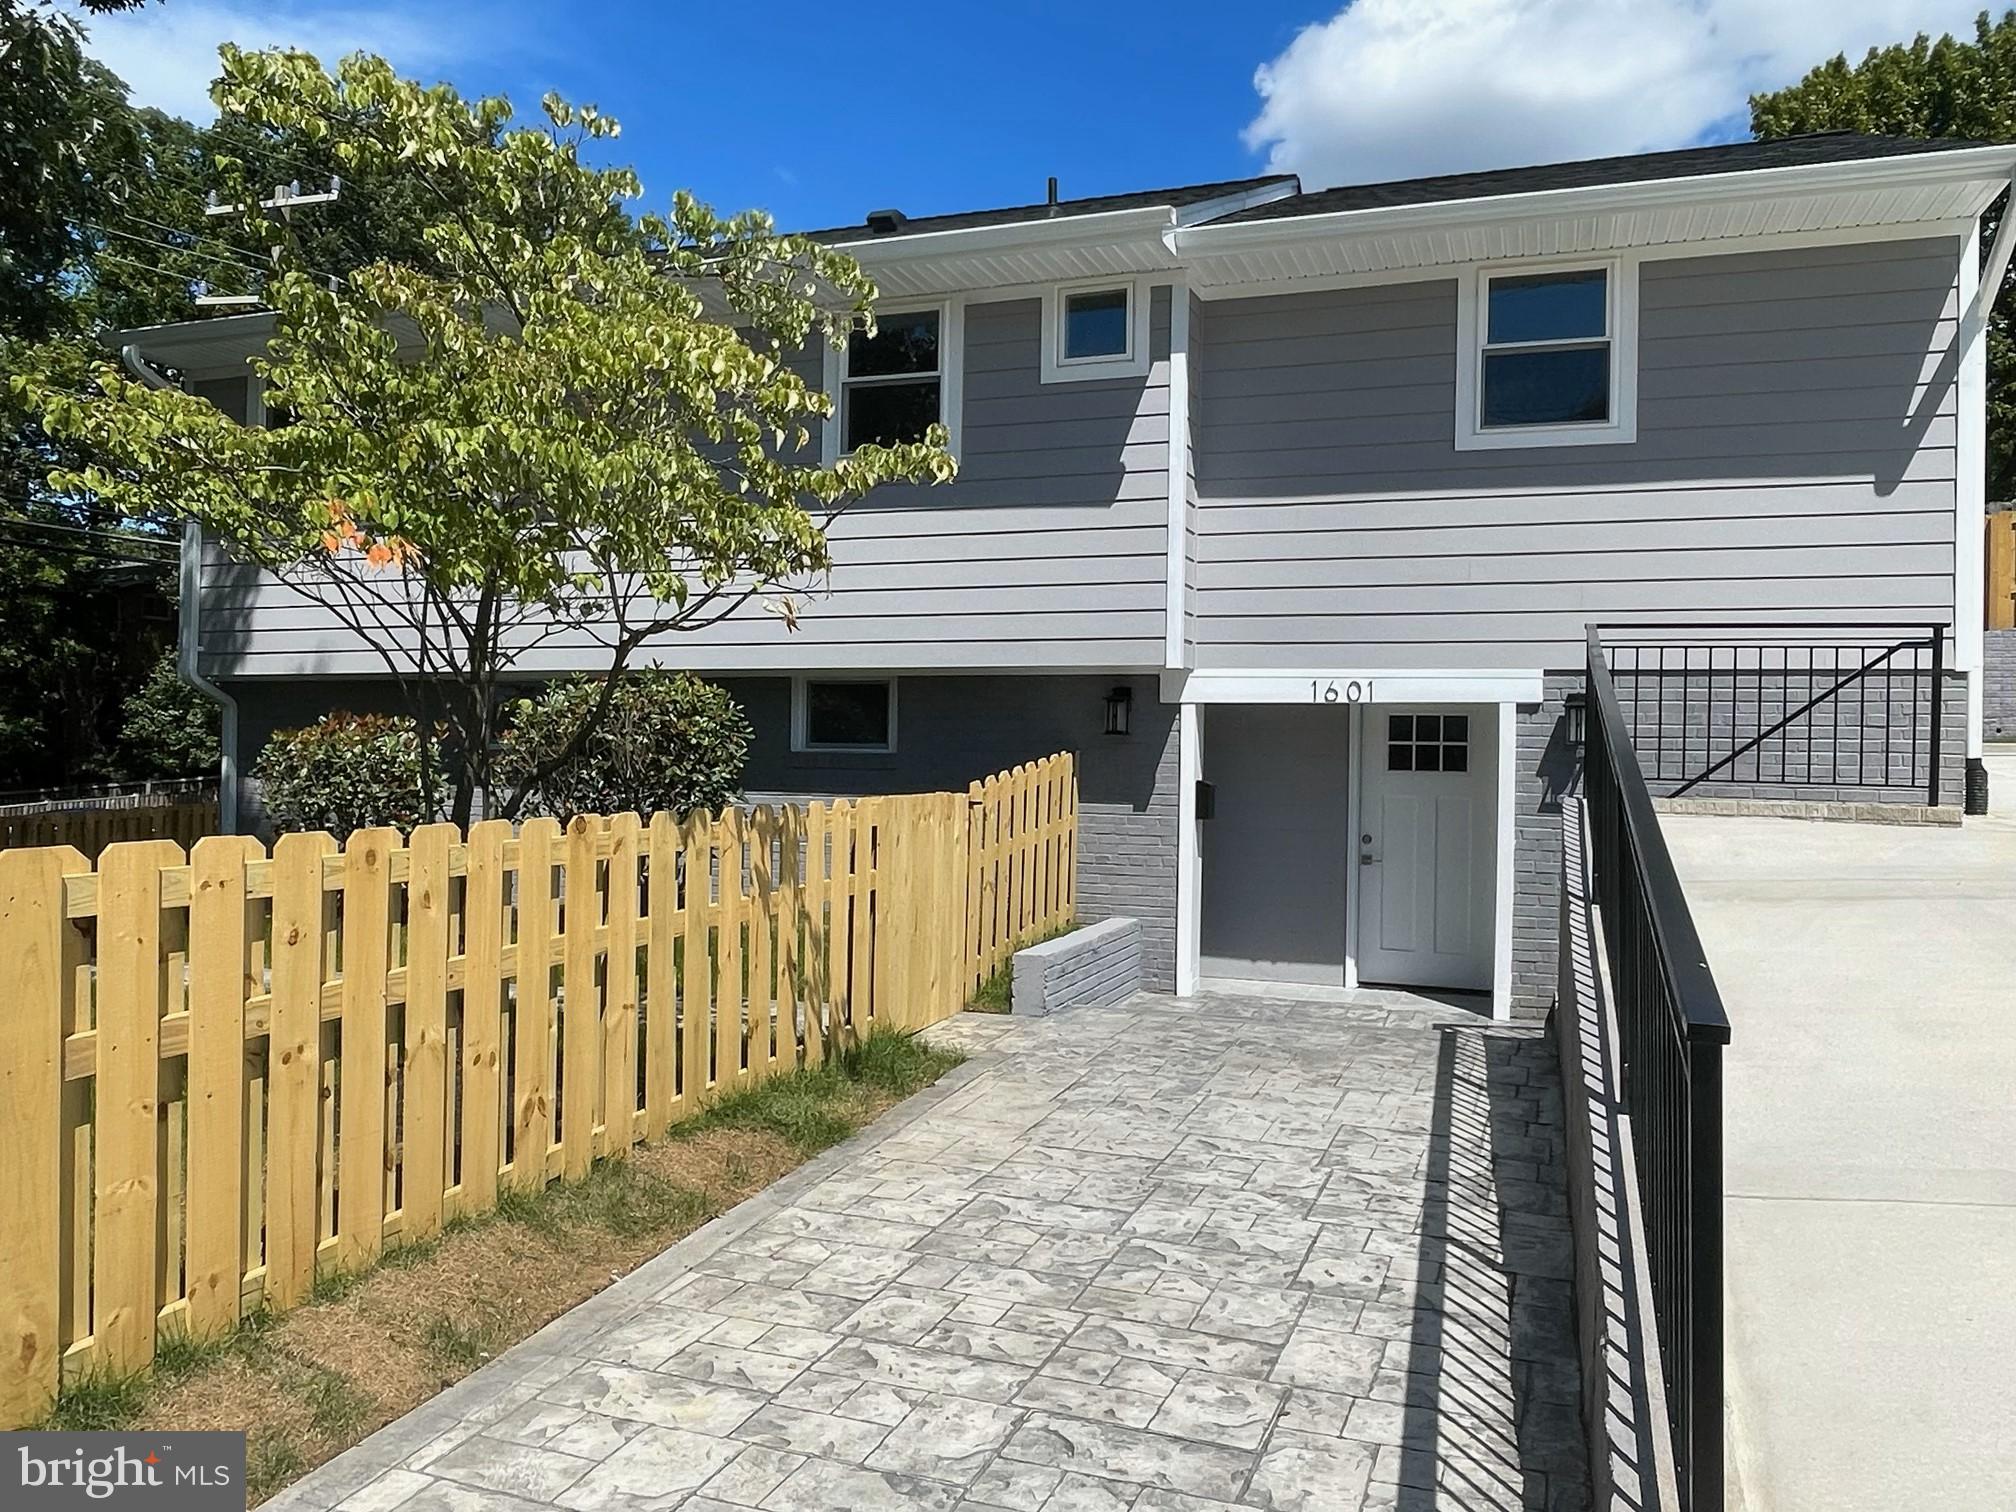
[{"xmin": 1355, "ymin": 705, "xmax": 1497, "ymax": 992}]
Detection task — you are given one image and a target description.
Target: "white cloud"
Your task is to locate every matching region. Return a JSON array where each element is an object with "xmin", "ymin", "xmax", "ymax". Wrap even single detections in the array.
[
  {"xmin": 71, "ymin": 0, "xmax": 481, "ymax": 124},
  {"xmin": 1245, "ymin": 0, "xmax": 1986, "ymax": 187}
]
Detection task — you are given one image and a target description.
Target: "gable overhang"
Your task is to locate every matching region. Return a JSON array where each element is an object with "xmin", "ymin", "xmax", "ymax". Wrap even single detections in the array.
[
  {"xmin": 826, "ymin": 205, "xmax": 1185, "ymax": 299},
  {"xmin": 1175, "ymin": 144, "xmax": 2016, "ymax": 294}
]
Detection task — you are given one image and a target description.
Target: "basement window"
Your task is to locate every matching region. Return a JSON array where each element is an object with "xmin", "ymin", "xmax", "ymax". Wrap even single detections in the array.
[
  {"xmin": 793, "ymin": 677, "xmax": 897, "ymax": 753},
  {"xmin": 1041, "ymin": 277, "xmax": 1153, "ymax": 383}
]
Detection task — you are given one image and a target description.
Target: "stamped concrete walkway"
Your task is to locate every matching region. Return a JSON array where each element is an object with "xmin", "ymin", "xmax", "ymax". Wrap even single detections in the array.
[{"xmin": 269, "ymin": 991, "xmax": 1587, "ymax": 1512}]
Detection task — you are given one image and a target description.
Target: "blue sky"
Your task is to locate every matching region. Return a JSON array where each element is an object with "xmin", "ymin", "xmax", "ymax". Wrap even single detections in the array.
[{"xmin": 77, "ymin": 0, "xmax": 1986, "ymax": 232}]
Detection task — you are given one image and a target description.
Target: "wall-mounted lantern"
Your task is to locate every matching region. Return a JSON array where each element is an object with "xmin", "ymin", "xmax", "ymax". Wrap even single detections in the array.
[
  {"xmin": 1104, "ymin": 685, "xmax": 1133, "ymax": 736},
  {"xmin": 1562, "ymin": 691, "xmax": 1587, "ymax": 746}
]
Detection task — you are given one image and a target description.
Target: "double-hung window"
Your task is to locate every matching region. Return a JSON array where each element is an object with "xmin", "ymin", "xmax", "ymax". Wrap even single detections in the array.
[
  {"xmin": 836, "ymin": 306, "xmax": 946, "ymax": 454},
  {"xmin": 1456, "ymin": 259, "xmax": 1637, "ymax": 449}
]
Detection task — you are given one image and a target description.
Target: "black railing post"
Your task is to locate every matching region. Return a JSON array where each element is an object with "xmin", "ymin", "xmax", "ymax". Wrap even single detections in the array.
[
  {"xmin": 1927, "ymin": 624, "xmax": 1944, "ymax": 808},
  {"xmin": 1688, "ymin": 1031, "xmax": 1725, "ymax": 1512}
]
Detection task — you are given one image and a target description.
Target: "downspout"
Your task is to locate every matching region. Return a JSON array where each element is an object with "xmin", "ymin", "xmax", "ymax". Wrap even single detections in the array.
[
  {"xmin": 122, "ymin": 342, "xmax": 240, "ymax": 832},
  {"xmin": 1960, "ymin": 181, "xmax": 2016, "ymax": 814}
]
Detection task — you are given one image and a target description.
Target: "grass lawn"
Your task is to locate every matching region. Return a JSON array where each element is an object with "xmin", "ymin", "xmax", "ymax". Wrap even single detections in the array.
[{"xmin": 43, "ymin": 1030, "xmax": 963, "ymax": 1506}]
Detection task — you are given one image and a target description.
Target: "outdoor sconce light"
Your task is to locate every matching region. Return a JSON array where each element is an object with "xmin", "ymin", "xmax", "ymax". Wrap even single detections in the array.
[
  {"xmin": 1104, "ymin": 685, "xmax": 1133, "ymax": 736},
  {"xmin": 1562, "ymin": 691, "xmax": 1587, "ymax": 746}
]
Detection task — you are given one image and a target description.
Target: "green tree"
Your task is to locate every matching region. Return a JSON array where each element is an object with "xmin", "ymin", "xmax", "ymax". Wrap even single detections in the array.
[
  {"xmin": 118, "ymin": 647, "xmax": 220, "ymax": 777},
  {"xmin": 23, "ymin": 49, "xmax": 955, "ymax": 826},
  {"xmin": 1752, "ymin": 10, "xmax": 2016, "ymax": 497}
]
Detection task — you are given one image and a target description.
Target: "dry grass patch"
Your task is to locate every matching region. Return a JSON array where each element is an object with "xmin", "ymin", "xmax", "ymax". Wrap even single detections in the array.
[{"xmin": 46, "ymin": 1029, "xmax": 964, "ymax": 1507}]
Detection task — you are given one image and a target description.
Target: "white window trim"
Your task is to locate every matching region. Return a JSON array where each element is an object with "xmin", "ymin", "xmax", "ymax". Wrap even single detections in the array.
[
  {"xmin": 790, "ymin": 675, "xmax": 899, "ymax": 754},
  {"xmin": 821, "ymin": 299, "xmax": 962, "ymax": 465},
  {"xmin": 1454, "ymin": 254, "xmax": 1639, "ymax": 450},
  {"xmin": 1040, "ymin": 276, "xmax": 1153, "ymax": 384}
]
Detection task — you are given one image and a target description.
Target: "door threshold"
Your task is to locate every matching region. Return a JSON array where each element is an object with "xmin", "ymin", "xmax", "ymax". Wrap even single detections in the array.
[{"xmin": 1199, "ymin": 976, "xmax": 1493, "ymax": 1017}]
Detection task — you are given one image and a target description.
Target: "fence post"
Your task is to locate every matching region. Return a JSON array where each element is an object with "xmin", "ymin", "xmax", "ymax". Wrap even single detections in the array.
[
  {"xmin": 715, "ymin": 808, "xmax": 747, "ymax": 1087},
  {"xmin": 1689, "ymin": 1034, "xmax": 1726, "ymax": 1512},
  {"xmin": 0, "ymin": 845, "xmax": 87, "ymax": 1426},
  {"xmin": 1927, "ymin": 625, "xmax": 1944, "ymax": 808}
]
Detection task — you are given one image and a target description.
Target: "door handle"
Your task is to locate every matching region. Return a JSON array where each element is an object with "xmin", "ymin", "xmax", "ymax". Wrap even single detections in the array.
[{"xmin": 1359, "ymin": 832, "xmax": 1379, "ymax": 866}]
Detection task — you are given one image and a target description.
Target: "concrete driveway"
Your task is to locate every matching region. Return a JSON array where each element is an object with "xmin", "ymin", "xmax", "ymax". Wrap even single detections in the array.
[
  {"xmin": 263, "ymin": 990, "xmax": 1586, "ymax": 1512},
  {"xmin": 1663, "ymin": 750, "xmax": 2016, "ymax": 1512}
]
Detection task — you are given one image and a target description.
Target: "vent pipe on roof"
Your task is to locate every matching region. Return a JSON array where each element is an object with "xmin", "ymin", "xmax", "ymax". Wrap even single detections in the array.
[
  {"xmin": 1046, "ymin": 176, "xmax": 1059, "ymax": 215},
  {"xmin": 864, "ymin": 207, "xmax": 907, "ymax": 234}
]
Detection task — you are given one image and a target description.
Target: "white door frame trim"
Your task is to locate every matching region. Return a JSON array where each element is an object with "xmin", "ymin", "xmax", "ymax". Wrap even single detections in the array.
[
  {"xmin": 1175, "ymin": 702, "xmax": 1203, "ymax": 996},
  {"xmin": 1175, "ymin": 675, "xmax": 1523, "ymax": 1014},
  {"xmin": 1492, "ymin": 701, "xmax": 1517, "ymax": 1022}
]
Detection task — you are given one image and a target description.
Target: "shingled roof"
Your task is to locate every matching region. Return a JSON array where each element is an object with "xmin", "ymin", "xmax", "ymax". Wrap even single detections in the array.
[
  {"xmin": 799, "ymin": 174, "xmax": 1298, "ymax": 243},
  {"xmin": 1201, "ymin": 133, "xmax": 1993, "ymax": 225}
]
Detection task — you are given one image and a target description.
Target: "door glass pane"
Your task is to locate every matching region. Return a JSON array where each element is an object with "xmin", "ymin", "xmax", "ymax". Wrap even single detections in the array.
[
  {"xmin": 1388, "ymin": 743, "xmax": 1413, "ymax": 772},
  {"xmin": 1442, "ymin": 744, "xmax": 1469, "ymax": 773}
]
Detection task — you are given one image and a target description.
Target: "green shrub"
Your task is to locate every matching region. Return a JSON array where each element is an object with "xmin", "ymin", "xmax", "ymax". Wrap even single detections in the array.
[
  {"xmin": 498, "ymin": 671, "xmax": 750, "ymax": 821},
  {"xmin": 252, "ymin": 714, "xmax": 440, "ymax": 839}
]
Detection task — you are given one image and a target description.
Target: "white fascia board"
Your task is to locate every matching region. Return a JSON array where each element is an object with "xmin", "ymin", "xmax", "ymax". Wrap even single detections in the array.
[
  {"xmin": 1174, "ymin": 145, "xmax": 2016, "ymax": 255},
  {"xmin": 1164, "ymin": 668, "xmax": 1546, "ymax": 705}
]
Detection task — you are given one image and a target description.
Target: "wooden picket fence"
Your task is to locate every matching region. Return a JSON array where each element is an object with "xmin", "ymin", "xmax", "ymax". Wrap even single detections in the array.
[
  {"xmin": 0, "ymin": 753, "xmax": 1076, "ymax": 1427},
  {"xmin": 963, "ymin": 752, "xmax": 1077, "ymax": 996},
  {"xmin": 0, "ymin": 799, "xmax": 218, "ymax": 859}
]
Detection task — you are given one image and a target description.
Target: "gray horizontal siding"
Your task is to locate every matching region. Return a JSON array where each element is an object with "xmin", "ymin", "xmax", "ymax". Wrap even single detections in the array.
[
  {"xmin": 1191, "ymin": 237, "xmax": 1962, "ymax": 669},
  {"xmin": 202, "ymin": 289, "xmax": 1174, "ymax": 677}
]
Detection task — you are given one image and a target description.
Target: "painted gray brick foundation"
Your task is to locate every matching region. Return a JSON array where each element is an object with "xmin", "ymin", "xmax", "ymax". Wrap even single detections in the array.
[
  {"xmin": 1514, "ymin": 677, "xmax": 1579, "ymax": 1017},
  {"xmin": 1610, "ymin": 663, "xmax": 1967, "ymax": 806},
  {"xmin": 1988, "ymin": 631, "xmax": 2016, "ymax": 741}
]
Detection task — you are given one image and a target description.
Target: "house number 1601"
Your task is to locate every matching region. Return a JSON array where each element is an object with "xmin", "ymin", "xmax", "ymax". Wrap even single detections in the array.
[{"xmin": 1311, "ymin": 680, "xmax": 1366, "ymax": 703}]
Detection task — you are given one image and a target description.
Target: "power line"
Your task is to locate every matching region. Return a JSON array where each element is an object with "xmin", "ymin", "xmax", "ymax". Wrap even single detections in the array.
[{"xmin": 93, "ymin": 216, "xmax": 274, "ymax": 275}]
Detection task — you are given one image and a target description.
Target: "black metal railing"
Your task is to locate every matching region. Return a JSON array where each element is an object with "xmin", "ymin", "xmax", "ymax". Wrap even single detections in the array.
[
  {"xmin": 1597, "ymin": 622, "xmax": 1947, "ymax": 806},
  {"xmin": 1585, "ymin": 628, "xmax": 1731, "ymax": 1512}
]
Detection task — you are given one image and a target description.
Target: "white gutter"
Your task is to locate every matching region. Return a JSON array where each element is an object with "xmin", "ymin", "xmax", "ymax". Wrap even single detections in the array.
[
  {"xmin": 122, "ymin": 341, "xmax": 240, "ymax": 833},
  {"xmin": 1175, "ymin": 143, "xmax": 2016, "ymax": 252}
]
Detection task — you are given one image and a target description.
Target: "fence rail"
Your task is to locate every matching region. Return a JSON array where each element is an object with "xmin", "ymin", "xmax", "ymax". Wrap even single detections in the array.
[
  {"xmin": 0, "ymin": 752, "xmax": 1076, "ymax": 1428},
  {"xmin": 1584, "ymin": 630, "xmax": 1729, "ymax": 1512}
]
